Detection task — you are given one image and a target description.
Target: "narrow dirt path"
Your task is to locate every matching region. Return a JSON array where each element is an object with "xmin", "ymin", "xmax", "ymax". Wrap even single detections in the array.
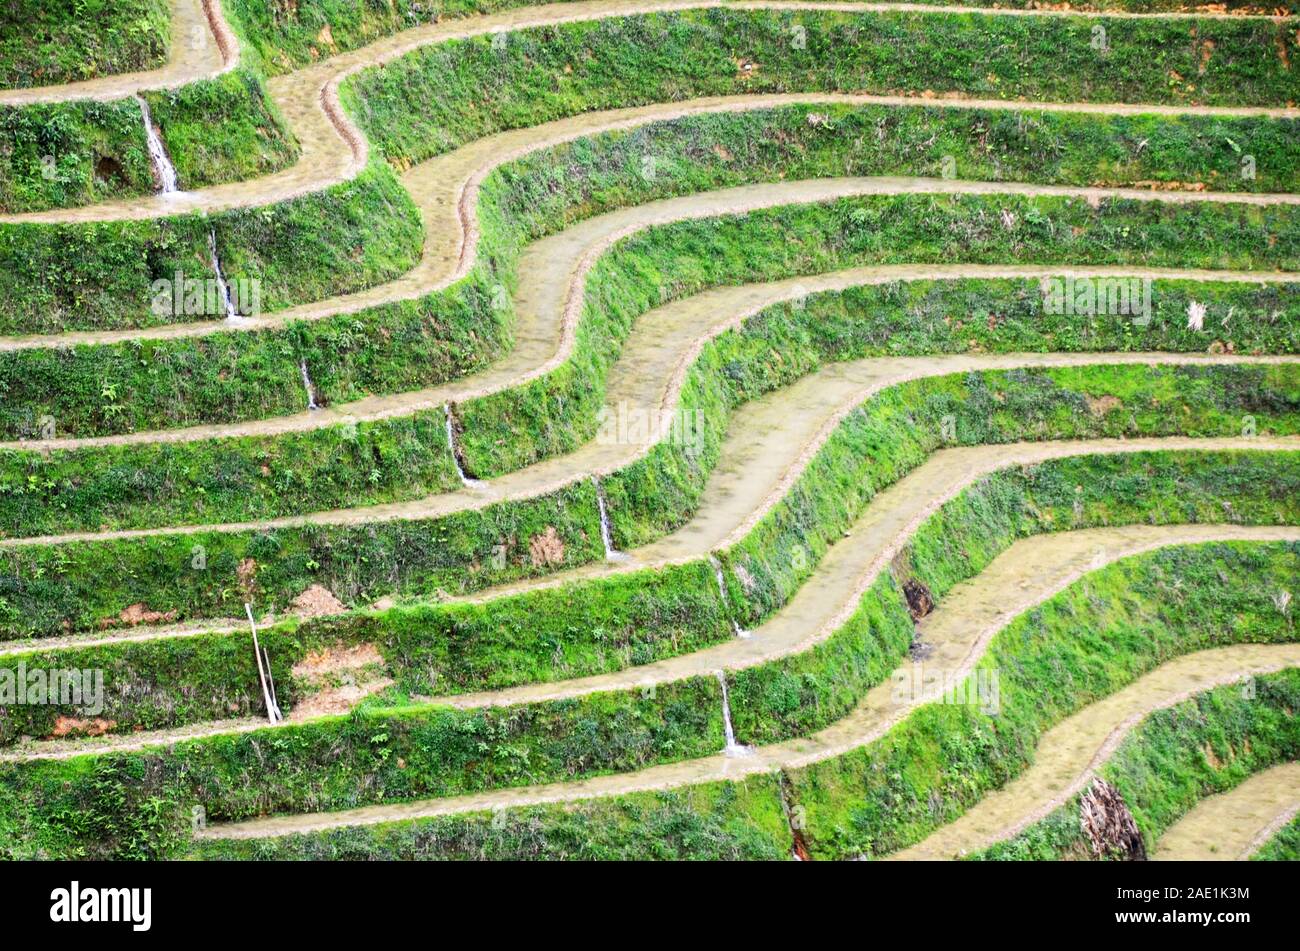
[
  {"xmin": 4, "ymin": 175, "xmax": 1295, "ymax": 538},
  {"xmin": 0, "ymin": 0, "xmax": 236, "ymax": 105},
  {"xmin": 8, "ymin": 164, "xmax": 1294, "ymax": 359},
  {"xmin": 0, "ymin": 617, "xmax": 245, "ymax": 658},
  {"xmin": 4, "ymin": 1, "xmax": 1291, "ymax": 226},
  {"xmin": 892, "ymin": 649, "xmax": 1300, "ymax": 859},
  {"xmin": 10, "ymin": 521, "xmax": 1293, "ymax": 762},
  {"xmin": 189, "ymin": 534, "xmax": 1300, "ymax": 839},
  {"xmin": 1151, "ymin": 763, "xmax": 1300, "ymax": 860},
  {"xmin": 8, "ymin": 0, "xmax": 1298, "ymax": 857},
  {"xmin": 0, "ymin": 717, "xmax": 268, "ymax": 763},
  {"xmin": 6, "ymin": 346, "xmax": 1294, "ymax": 549},
  {"xmin": 430, "ymin": 524, "xmax": 1300, "ymax": 710},
  {"xmin": 10, "ymin": 81, "xmax": 1297, "ymax": 233},
  {"xmin": 2, "ymin": 0, "xmax": 1279, "ymax": 111},
  {"xmin": 8, "ymin": 425, "xmax": 1290, "ymax": 662}
]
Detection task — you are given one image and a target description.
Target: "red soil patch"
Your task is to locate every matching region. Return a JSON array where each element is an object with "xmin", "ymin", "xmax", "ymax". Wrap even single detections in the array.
[
  {"xmin": 292, "ymin": 643, "xmax": 384, "ymax": 680},
  {"xmin": 47, "ymin": 716, "xmax": 116, "ymax": 739},
  {"xmin": 98, "ymin": 603, "xmax": 178, "ymax": 629},
  {"xmin": 289, "ymin": 584, "xmax": 348, "ymax": 618},
  {"xmin": 529, "ymin": 526, "xmax": 566, "ymax": 567}
]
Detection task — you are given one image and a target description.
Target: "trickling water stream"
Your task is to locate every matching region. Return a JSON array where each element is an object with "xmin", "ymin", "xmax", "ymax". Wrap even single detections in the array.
[
  {"xmin": 136, "ymin": 95, "xmax": 179, "ymax": 193},
  {"xmin": 711, "ymin": 556, "xmax": 727, "ymax": 601},
  {"xmin": 208, "ymin": 229, "xmax": 240, "ymax": 320},
  {"xmin": 299, "ymin": 361, "xmax": 320, "ymax": 411},
  {"xmin": 710, "ymin": 555, "xmax": 750, "ymax": 638},
  {"xmin": 716, "ymin": 670, "xmax": 752, "ymax": 757},
  {"xmin": 594, "ymin": 478, "xmax": 628, "ymax": 561},
  {"xmin": 443, "ymin": 404, "xmax": 481, "ymax": 487}
]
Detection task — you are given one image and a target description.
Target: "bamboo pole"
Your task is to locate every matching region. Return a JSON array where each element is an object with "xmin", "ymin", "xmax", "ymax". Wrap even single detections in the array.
[
  {"xmin": 262, "ymin": 645, "xmax": 283, "ymax": 721},
  {"xmin": 245, "ymin": 603, "xmax": 280, "ymax": 724}
]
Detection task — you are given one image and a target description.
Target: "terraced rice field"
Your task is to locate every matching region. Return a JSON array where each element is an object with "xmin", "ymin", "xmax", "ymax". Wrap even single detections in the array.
[{"xmin": 0, "ymin": 0, "xmax": 1297, "ymax": 863}]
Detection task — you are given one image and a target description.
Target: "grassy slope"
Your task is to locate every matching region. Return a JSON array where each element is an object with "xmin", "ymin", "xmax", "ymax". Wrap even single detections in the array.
[
  {"xmin": 0, "ymin": 5, "xmax": 296, "ymax": 213},
  {"xmin": 156, "ymin": 544, "xmax": 1299, "ymax": 861},
  {"xmin": 3, "ymin": 272, "xmax": 1295, "ymax": 536},
  {"xmin": 3, "ymin": 14, "xmax": 1296, "ymax": 405},
  {"xmin": 183, "ymin": 670, "xmax": 1300, "ymax": 862},
  {"xmin": 7, "ymin": 8, "xmax": 1297, "ymax": 301},
  {"xmin": 9, "ymin": 79, "xmax": 1298, "ymax": 327},
  {"xmin": 976, "ymin": 672, "xmax": 1300, "ymax": 860},
  {"xmin": 3, "ymin": 184, "xmax": 1296, "ymax": 436},
  {"xmin": 229, "ymin": 0, "xmax": 588, "ymax": 74},
  {"xmin": 2, "ymin": 0, "xmax": 1300, "ymax": 862},
  {"xmin": 142, "ymin": 67, "xmax": 301, "ymax": 189},
  {"xmin": 0, "ymin": 534, "xmax": 1293, "ymax": 860},
  {"xmin": 0, "ymin": 0, "xmax": 170, "ymax": 89},
  {"xmin": 0, "ymin": 100, "xmax": 156, "ymax": 212},
  {"xmin": 1, "ymin": 674, "xmax": 727, "ymax": 860},
  {"xmin": 0, "ymin": 156, "xmax": 423, "ymax": 338},
  {"xmin": 2, "ymin": 361, "xmax": 1296, "ymax": 640},
  {"xmin": 347, "ymin": 9, "xmax": 1300, "ymax": 165},
  {"xmin": 2, "ymin": 450, "xmax": 1295, "ymax": 763},
  {"xmin": 0, "ymin": 80, "xmax": 299, "ymax": 213},
  {"xmin": 188, "ymin": 775, "xmax": 791, "ymax": 860},
  {"xmin": 232, "ymin": 0, "xmax": 1300, "ymax": 78},
  {"xmin": 1252, "ymin": 811, "xmax": 1300, "ymax": 860},
  {"xmin": 459, "ymin": 193, "xmax": 1300, "ymax": 481},
  {"xmin": 784, "ymin": 543, "xmax": 1299, "ymax": 859}
]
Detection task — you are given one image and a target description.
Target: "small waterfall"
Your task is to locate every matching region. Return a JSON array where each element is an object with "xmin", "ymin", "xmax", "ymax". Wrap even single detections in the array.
[
  {"xmin": 710, "ymin": 554, "xmax": 750, "ymax": 639},
  {"xmin": 777, "ymin": 777, "xmax": 811, "ymax": 861},
  {"xmin": 208, "ymin": 229, "xmax": 240, "ymax": 320},
  {"xmin": 717, "ymin": 670, "xmax": 752, "ymax": 757},
  {"xmin": 594, "ymin": 478, "xmax": 628, "ymax": 561},
  {"xmin": 136, "ymin": 95, "xmax": 179, "ymax": 193},
  {"xmin": 299, "ymin": 361, "xmax": 320, "ymax": 411},
  {"xmin": 443, "ymin": 404, "xmax": 480, "ymax": 487},
  {"xmin": 711, "ymin": 556, "xmax": 728, "ymax": 603}
]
